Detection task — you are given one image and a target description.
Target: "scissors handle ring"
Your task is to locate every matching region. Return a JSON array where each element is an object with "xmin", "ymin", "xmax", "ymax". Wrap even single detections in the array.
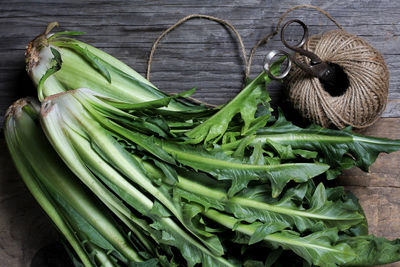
[
  {"xmin": 281, "ymin": 19, "xmax": 309, "ymax": 50},
  {"xmin": 264, "ymin": 50, "xmax": 292, "ymax": 80}
]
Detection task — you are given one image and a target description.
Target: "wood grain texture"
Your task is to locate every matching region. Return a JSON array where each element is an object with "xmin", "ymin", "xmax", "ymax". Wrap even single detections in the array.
[
  {"xmin": 0, "ymin": 0, "xmax": 399, "ymax": 266},
  {"xmin": 1, "ymin": 0, "xmax": 400, "ymax": 126},
  {"xmin": 338, "ymin": 118, "xmax": 400, "ymax": 267}
]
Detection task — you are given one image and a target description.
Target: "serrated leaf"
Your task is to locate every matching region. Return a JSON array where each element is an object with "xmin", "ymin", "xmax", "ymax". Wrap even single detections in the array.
[
  {"xmin": 72, "ymin": 91, "xmax": 329, "ymax": 198},
  {"xmin": 150, "ymin": 201, "xmax": 172, "ymax": 217},
  {"xmin": 253, "ymin": 109, "xmax": 400, "ymax": 176},
  {"xmin": 248, "ymin": 222, "xmax": 288, "ymax": 245},
  {"xmin": 181, "ymin": 203, "xmax": 225, "ymax": 256},
  {"xmin": 185, "ymin": 58, "xmax": 285, "ymax": 145},
  {"xmin": 185, "ymin": 82, "xmax": 270, "ymax": 144},
  {"xmin": 160, "ymin": 141, "xmax": 329, "ymax": 197},
  {"xmin": 174, "ymin": 187, "xmax": 225, "ymax": 211},
  {"xmin": 41, "ymin": 90, "xmax": 236, "ymax": 267},
  {"xmin": 227, "ymin": 183, "xmax": 365, "ymax": 233},
  {"xmin": 205, "ymin": 209, "xmax": 357, "ymax": 267},
  {"xmin": 74, "ymin": 89, "xmax": 176, "ymax": 164},
  {"xmin": 340, "ymin": 235, "xmax": 400, "ymax": 266},
  {"xmin": 265, "ymin": 140, "xmax": 317, "ymax": 160}
]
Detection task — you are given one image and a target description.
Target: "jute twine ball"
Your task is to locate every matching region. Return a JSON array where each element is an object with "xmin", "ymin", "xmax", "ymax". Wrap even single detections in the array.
[{"xmin": 284, "ymin": 29, "xmax": 389, "ymax": 129}]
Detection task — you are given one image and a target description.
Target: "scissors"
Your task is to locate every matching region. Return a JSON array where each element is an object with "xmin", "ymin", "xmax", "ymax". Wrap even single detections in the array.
[{"xmin": 264, "ymin": 19, "xmax": 340, "ymax": 87}]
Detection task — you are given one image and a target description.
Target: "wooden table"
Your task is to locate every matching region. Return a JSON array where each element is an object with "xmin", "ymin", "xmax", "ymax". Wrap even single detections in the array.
[{"xmin": 1, "ymin": 1, "xmax": 399, "ymax": 266}]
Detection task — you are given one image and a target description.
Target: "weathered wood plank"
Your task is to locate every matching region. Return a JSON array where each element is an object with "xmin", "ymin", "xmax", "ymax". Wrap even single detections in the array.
[
  {"xmin": 337, "ymin": 118, "xmax": 400, "ymax": 258},
  {"xmin": 0, "ymin": 1, "xmax": 399, "ymax": 266},
  {"xmin": 0, "ymin": 0, "xmax": 399, "ymax": 127},
  {"xmin": 340, "ymin": 117, "xmax": 400, "ymax": 186}
]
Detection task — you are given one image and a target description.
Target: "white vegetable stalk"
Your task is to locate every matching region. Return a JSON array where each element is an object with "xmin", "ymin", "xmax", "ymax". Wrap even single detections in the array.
[
  {"xmin": 25, "ymin": 22, "xmax": 199, "ymax": 112},
  {"xmin": 40, "ymin": 89, "xmax": 235, "ymax": 267},
  {"xmin": 4, "ymin": 98, "xmax": 145, "ymax": 266}
]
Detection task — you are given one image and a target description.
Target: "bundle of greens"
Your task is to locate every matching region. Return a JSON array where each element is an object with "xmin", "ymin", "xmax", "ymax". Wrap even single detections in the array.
[
  {"xmin": 25, "ymin": 22, "xmax": 200, "ymax": 112},
  {"xmin": 5, "ymin": 24, "xmax": 400, "ymax": 267},
  {"xmin": 5, "ymin": 99, "xmax": 160, "ymax": 266}
]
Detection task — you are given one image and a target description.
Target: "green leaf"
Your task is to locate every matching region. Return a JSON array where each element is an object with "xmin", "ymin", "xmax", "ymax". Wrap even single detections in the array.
[
  {"xmin": 51, "ymin": 36, "xmax": 200, "ymax": 112},
  {"xmin": 54, "ymin": 42, "xmax": 112, "ymax": 82},
  {"xmin": 185, "ymin": 80, "xmax": 270, "ymax": 144},
  {"xmin": 74, "ymin": 89, "xmax": 176, "ymax": 164},
  {"xmin": 174, "ymin": 187, "xmax": 225, "ymax": 211},
  {"xmin": 264, "ymin": 249, "xmax": 283, "ymax": 267},
  {"xmin": 175, "ymin": 171, "xmax": 365, "ymax": 236},
  {"xmin": 226, "ymin": 183, "xmax": 365, "ymax": 233},
  {"xmin": 248, "ymin": 222, "xmax": 288, "ymax": 245},
  {"xmin": 5, "ymin": 98, "xmax": 143, "ymax": 265},
  {"xmin": 265, "ymin": 140, "xmax": 317, "ymax": 160},
  {"xmin": 105, "ymin": 87, "xmax": 196, "ymax": 111},
  {"xmin": 37, "ymin": 47, "xmax": 63, "ymax": 99},
  {"xmin": 341, "ymin": 235, "xmax": 400, "ymax": 266},
  {"xmin": 204, "ymin": 209, "xmax": 357, "ymax": 267},
  {"xmin": 176, "ymin": 175, "xmax": 365, "ymax": 233},
  {"xmin": 181, "ymin": 203, "xmax": 225, "ymax": 256},
  {"xmin": 152, "ymin": 159, "xmax": 178, "ymax": 185},
  {"xmin": 129, "ymin": 258, "xmax": 159, "ymax": 267},
  {"xmin": 221, "ymin": 109, "xmax": 400, "ymax": 179},
  {"xmin": 70, "ymin": 88, "xmax": 328, "ymax": 198},
  {"xmin": 255, "ymin": 110, "xmax": 400, "ymax": 175},
  {"xmin": 48, "ymin": 31, "xmax": 86, "ymax": 40},
  {"xmin": 150, "ymin": 201, "xmax": 172, "ymax": 217},
  {"xmin": 185, "ymin": 57, "xmax": 284, "ymax": 145},
  {"xmin": 160, "ymin": 141, "xmax": 329, "ymax": 197}
]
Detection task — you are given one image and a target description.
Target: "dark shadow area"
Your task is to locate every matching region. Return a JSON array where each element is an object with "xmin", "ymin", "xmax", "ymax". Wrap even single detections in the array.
[
  {"xmin": 0, "ymin": 64, "xmax": 37, "ymax": 133},
  {"xmin": 320, "ymin": 62, "xmax": 349, "ymax": 97},
  {"xmin": 31, "ymin": 242, "xmax": 73, "ymax": 267},
  {"xmin": 0, "ymin": 139, "xmax": 59, "ymax": 265}
]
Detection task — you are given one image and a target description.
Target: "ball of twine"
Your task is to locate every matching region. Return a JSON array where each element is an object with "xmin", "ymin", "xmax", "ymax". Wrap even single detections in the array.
[
  {"xmin": 284, "ymin": 29, "xmax": 389, "ymax": 129},
  {"xmin": 146, "ymin": 5, "xmax": 390, "ymax": 129}
]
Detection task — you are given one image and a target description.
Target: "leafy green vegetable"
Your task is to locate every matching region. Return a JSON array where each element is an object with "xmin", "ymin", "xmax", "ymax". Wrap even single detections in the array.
[
  {"xmin": 5, "ymin": 98, "xmax": 152, "ymax": 266},
  {"xmin": 225, "ymin": 183, "xmax": 365, "ymax": 233},
  {"xmin": 342, "ymin": 235, "xmax": 400, "ymax": 266},
  {"xmin": 160, "ymin": 141, "xmax": 329, "ymax": 197},
  {"xmin": 203, "ymin": 209, "xmax": 356, "ymax": 267},
  {"xmin": 19, "ymin": 24, "xmax": 400, "ymax": 267},
  {"xmin": 37, "ymin": 47, "xmax": 62, "ymax": 100},
  {"xmin": 138, "ymin": 161, "xmax": 365, "ymax": 233},
  {"xmin": 204, "ymin": 208, "xmax": 400, "ymax": 267},
  {"xmin": 63, "ymin": 88, "xmax": 329, "ymax": 198},
  {"xmin": 221, "ymin": 110, "xmax": 400, "ymax": 179},
  {"xmin": 27, "ymin": 29, "xmax": 201, "ymax": 113},
  {"xmin": 40, "ymin": 91, "xmax": 235, "ymax": 266},
  {"xmin": 185, "ymin": 73, "xmax": 272, "ymax": 144},
  {"xmin": 36, "ymin": 82, "xmax": 400, "ymax": 266}
]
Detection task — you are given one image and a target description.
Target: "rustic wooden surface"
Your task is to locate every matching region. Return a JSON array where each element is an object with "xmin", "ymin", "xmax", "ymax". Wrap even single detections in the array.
[{"xmin": 0, "ymin": 0, "xmax": 400, "ymax": 266}]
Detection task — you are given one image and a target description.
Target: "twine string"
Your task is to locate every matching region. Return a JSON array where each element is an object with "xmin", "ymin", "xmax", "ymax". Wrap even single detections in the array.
[
  {"xmin": 146, "ymin": 5, "xmax": 388, "ymax": 129},
  {"xmin": 146, "ymin": 14, "xmax": 248, "ymax": 81}
]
